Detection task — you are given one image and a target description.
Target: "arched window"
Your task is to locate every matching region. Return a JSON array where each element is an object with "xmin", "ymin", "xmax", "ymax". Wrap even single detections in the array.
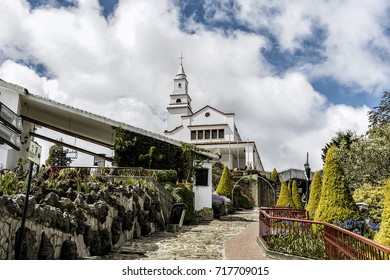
[{"xmin": 176, "ymin": 98, "xmax": 181, "ymax": 103}]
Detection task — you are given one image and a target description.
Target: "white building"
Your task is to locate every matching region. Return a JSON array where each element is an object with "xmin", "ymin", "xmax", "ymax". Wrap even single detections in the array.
[{"xmin": 164, "ymin": 62, "xmax": 264, "ymax": 172}]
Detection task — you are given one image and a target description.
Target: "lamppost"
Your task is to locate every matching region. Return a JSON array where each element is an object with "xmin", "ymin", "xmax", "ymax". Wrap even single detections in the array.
[{"xmin": 304, "ymin": 152, "xmax": 311, "ymax": 206}]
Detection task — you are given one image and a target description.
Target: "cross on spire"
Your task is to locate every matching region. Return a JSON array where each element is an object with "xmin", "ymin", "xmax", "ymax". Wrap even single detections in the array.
[{"xmin": 178, "ymin": 51, "xmax": 185, "ymax": 65}]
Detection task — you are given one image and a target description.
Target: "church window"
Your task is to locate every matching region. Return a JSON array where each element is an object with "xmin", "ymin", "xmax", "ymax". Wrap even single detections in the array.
[
  {"xmin": 178, "ymin": 83, "xmax": 182, "ymax": 88},
  {"xmin": 191, "ymin": 131, "xmax": 196, "ymax": 140},
  {"xmin": 197, "ymin": 130, "xmax": 204, "ymax": 139},
  {"xmin": 205, "ymin": 112, "xmax": 210, "ymax": 117},
  {"xmin": 218, "ymin": 129, "xmax": 224, "ymax": 139},
  {"xmin": 176, "ymin": 98, "xmax": 181, "ymax": 103},
  {"xmin": 205, "ymin": 130, "xmax": 210, "ymax": 139},
  {"xmin": 212, "ymin": 129, "xmax": 218, "ymax": 139}
]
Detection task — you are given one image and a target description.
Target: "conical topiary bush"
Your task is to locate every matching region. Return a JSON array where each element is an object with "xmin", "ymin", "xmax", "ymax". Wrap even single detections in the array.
[
  {"xmin": 216, "ymin": 166, "xmax": 232, "ymax": 198},
  {"xmin": 374, "ymin": 178, "xmax": 390, "ymax": 247},
  {"xmin": 271, "ymin": 168, "xmax": 280, "ymax": 183},
  {"xmin": 276, "ymin": 181, "xmax": 293, "ymax": 207},
  {"xmin": 291, "ymin": 180, "xmax": 303, "ymax": 209},
  {"xmin": 314, "ymin": 145, "xmax": 361, "ymax": 223},
  {"xmin": 306, "ymin": 171, "xmax": 322, "ymax": 218}
]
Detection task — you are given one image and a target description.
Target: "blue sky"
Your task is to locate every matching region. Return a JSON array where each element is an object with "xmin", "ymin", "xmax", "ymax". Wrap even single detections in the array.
[{"xmin": 1, "ymin": 0, "xmax": 389, "ymax": 171}]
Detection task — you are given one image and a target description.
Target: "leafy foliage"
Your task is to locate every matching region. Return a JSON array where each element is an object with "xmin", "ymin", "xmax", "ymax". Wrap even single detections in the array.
[
  {"xmin": 353, "ymin": 183, "xmax": 384, "ymax": 224},
  {"xmin": 336, "ymin": 124, "xmax": 390, "ymax": 187},
  {"xmin": 114, "ymin": 127, "xmax": 208, "ymax": 180},
  {"xmin": 165, "ymin": 182, "xmax": 195, "ymax": 224},
  {"xmin": 306, "ymin": 172, "xmax": 322, "ymax": 218},
  {"xmin": 291, "ymin": 180, "xmax": 303, "ymax": 209},
  {"xmin": 368, "ymin": 91, "xmax": 390, "ymax": 128},
  {"xmin": 314, "ymin": 146, "xmax": 361, "ymax": 223},
  {"xmin": 374, "ymin": 178, "xmax": 390, "ymax": 247},
  {"xmin": 212, "ymin": 161, "xmax": 224, "ymax": 188},
  {"xmin": 139, "ymin": 146, "xmax": 164, "ymax": 169},
  {"xmin": 46, "ymin": 144, "xmax": 72, "ymax": 166},
  {"xmin": 216, "ymin": 166, "xmax": 232, "ymax": 198},
  {"xmin": 276, "ymin": 181, "xmax": 293, "ymax": 207},
  {"xmin": 321, "ymin": 130, "xmax": 358, "ymax": 164}
]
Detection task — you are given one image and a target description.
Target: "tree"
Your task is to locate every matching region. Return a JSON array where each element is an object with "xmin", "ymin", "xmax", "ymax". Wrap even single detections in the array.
[
  {"xmin": 46, "ymin": 144, "xmax": 72, "ymax": 166},
  {"xmin": 306, "ymin": 172, "xmax": 322, "ymax": 218},
  {"xmin": 314, "ymin": 146, "xmax": 361, "ymax": 223},
  {"xmin": 321, "ymin": 130, "xmax": 358, "ymax": 164},
  {"xmin": 291, "ymin": 180, "xmax": 303, "ymax": 209},
  {"xmin": 353, "ymin": 183, "xmax": 384, "ymax": 224},
  {"xmin": 216, "ymin": 166, "xmax": 232, "ymax": 198},
  {"xmin": 271, "ymin": 168, "xmax": 280, "ymax": 183},
  {"xmin": 368, "ymin": 91, "xmax": 390, "ymax": 128},
  {"xmin": 374, "ymin": 178, "xmax": 390, "ymax": 247},
  {"xmin": 336, "ymin": 124, "xmax": 390, "ymax": 187},
  {"xmin": 276, "ymin": 181, "xmax": 293, "ymax": 207}
]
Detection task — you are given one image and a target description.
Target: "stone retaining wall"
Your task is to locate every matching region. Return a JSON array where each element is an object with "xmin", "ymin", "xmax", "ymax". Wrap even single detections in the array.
[{"xmin": 0, "ymin": 182, "xmax": 170, "ymax": 260}]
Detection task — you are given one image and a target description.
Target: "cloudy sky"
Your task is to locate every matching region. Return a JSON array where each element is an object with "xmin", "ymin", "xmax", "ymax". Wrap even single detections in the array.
[{"xmin": 1, "ymin": 0, "xmax": 389, "ymax": 172}]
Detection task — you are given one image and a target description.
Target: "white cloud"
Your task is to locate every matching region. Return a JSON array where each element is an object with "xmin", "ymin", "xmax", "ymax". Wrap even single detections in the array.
[
  {"xmin": 233, "ymin": 0, "xmax": 390, "ymax": 96},
  {"xmin": 0, "ymin": 0, "xmax": 378, "ymax": 171}
]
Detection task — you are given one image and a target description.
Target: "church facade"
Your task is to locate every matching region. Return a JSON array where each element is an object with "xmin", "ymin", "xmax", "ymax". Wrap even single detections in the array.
[{"xmin": 164, "ymin": 62, "xmax": 264, "ymax": 172}]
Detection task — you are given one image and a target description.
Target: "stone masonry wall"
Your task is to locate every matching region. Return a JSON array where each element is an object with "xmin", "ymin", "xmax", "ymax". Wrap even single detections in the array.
[{"xmin": 0, "ymin": 182, "xmax": 169, "ymax": 260}]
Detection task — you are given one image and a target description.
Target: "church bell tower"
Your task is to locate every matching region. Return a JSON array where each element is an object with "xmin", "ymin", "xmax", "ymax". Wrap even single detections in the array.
[{"xmin": 166, "ymin": 58, "xmax": 192, "ymax": 132}]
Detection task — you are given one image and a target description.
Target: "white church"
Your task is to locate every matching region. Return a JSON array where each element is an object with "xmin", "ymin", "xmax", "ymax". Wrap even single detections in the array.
[{"xmin": 164, "ymin": 62, "xmax": 264, "ymax": 172}]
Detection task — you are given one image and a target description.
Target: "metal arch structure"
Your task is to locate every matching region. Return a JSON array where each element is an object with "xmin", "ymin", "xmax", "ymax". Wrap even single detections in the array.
[{"xmin": 232, "ymin": 175, "xmax": 277, "ymax": 208}]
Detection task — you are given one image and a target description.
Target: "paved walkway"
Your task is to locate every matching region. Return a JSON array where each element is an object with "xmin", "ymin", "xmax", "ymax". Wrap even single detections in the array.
[
  {"xmin": 224, "ymin": 221, "xmax": 268, "ymax": 260},
  {"xmin": 94, "ymin": 208, "xmax": 268, "ymax": 260}
]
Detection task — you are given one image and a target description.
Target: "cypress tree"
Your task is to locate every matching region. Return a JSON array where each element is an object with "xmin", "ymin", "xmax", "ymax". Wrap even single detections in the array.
[
  {"xmin": 306, "ymin": 171, "xmax": 322, "ymax": 218},
  {"xmin": 314, "ymin": 146, "xmax": 361, "ymax": 223},
  {"xmin": 271, "ymin": 168, "xmax": 280, "ymax": 183},
  {"xmin": 216, "ymin": 166, "xmax": 232, "ymax": 198},
  {"xmin": 374, "ymin": 178, "xmax": 390, "ymax": 247},
  {"xmin": 276, "ymin": 181, "xmax": 293, "ymax": 207},
  {"xmin": 291, "ymin": 180, "xmax": 303, "ymax": 209}
]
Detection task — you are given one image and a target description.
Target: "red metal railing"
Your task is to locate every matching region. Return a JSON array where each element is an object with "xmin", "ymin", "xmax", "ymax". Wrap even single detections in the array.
[{"xmin": 259, "ymin": 208, "xmax": 390, "ymax": 260}]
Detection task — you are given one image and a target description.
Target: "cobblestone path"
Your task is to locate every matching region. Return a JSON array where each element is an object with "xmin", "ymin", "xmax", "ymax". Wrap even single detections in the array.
[{"xmin": 95, "ymin": 209, "xmax": 259, "ymax": 260}]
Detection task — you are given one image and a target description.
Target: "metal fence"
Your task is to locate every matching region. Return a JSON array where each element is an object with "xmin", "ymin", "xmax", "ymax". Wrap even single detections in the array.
[{"xmin": 259, "ymin": 208, "xmax": 390, "ymax": 260}]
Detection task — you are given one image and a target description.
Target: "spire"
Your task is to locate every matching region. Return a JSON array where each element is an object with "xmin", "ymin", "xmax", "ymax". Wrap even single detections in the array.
[{"xmin": 176, "ymin": 51, "xmax": 186, "ymax": 79}]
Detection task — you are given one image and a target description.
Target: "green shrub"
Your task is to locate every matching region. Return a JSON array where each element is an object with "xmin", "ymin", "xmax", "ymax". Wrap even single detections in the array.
[
  {"xmin": 171, "ymin": 182, "xmax": 195, "ymax": 224},
  {"xmin": 216, "ymin": 166, "xmax": 232, "ymax": 198},
  {"xmin": 374, "ymin": 178, "xmax": 390, "ymax": 247},
  {"xmin": 291, "ymin": 180, "xmax": 303, "ymax": 209},
  {"xmin": 276, "ymin": 181, "xmax": 293, "ymax": 207},
  {"xmin": 353, "ymin": 183, "xmax": 384, "ymax": 224},
  {"xmin": 271, "ymin": 168, "xmax": 280, "ymax": 183},
  {"xmin": 306, "ymin": 172, "xmax": 322, "ymax": 218},
  {"xmin": 147, "ymin": 169, "xmax": 178, "ymax": 184},
  {"xmin": 314, "ymin": 146, "xmax": 361, "ymax": 223}
]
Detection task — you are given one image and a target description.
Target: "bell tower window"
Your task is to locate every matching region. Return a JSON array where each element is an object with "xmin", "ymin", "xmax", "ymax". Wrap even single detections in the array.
[
  {"xmin": 176, "ymin": 98, "xmax": 181, "ymax": 103},
  {"xmin": 178, "ymin": 83, "xmax": 182, "ymax": 88}
]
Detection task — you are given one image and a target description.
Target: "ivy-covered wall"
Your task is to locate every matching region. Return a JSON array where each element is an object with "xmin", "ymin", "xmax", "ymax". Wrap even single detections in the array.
[{"xmin": 114, "ymin": 127, "xmax": 208, "ymax": 181}]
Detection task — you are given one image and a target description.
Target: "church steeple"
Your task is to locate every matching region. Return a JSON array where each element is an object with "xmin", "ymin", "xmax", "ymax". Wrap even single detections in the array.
[{"xmin": 165, "ymin": 56, "xmax": 193, "ymax": 132}]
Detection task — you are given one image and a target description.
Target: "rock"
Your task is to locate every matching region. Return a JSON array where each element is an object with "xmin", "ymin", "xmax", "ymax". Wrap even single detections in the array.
[
  {"xmin": 99, "ymin": 229, "xmax": 112, "ymax": 255},
  {"xmin": 60, "ymin": 239, "xmax": 77, "ymax": 260},
  {"xmin": 111, "ymin": 217, "xmax": 122, "ymax": 245},
  {"xmin": 73, "ymin": 208, "xmax": 87, "ymax": 234},
  {"xmin": 74, "ymin": 193, "xmax": 88, "ymax": 209},
  {"xmin": 15, "ymin": 227, "xmax": 38, "ymax": 260},
  {"xmin": 38, "ymin": 232, "xmax": 54, "ymax": 260},
  {"xmin": 89, "ymin": 230, "xmax": 101, "ymax": 256},
  {"xmin": 122, "ymin": 210, "xmax": 134, "ymax": 231},
  {"xmin": 91, "ymin": 200, "xmax": 109, "ymax": 224},
  {"xmin": 43, "ymin": 192, "xmax": 60, "ymax": 208},
  {"xmin": 59, "ymin": 197, "xmax": 75, "ymax": 212}
]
